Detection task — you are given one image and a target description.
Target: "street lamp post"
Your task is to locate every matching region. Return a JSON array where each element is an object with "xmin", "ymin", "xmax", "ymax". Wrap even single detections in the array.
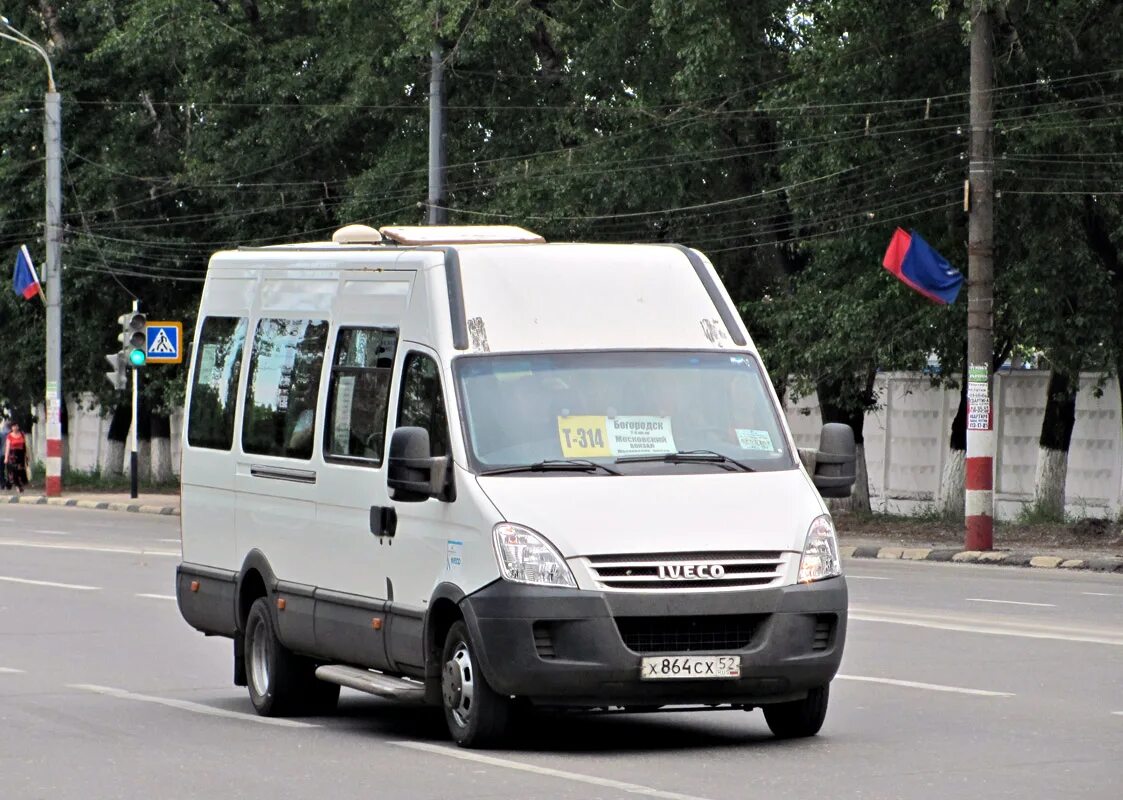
[{"xmin": 2, "ymin": 16, "xmax": 63, "ymax": 497}]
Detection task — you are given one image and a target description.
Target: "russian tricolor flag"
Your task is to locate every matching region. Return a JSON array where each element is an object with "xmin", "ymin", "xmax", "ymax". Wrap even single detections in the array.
[
  {"xmin": 12, "ymin": 245, "xmax": 42, "ymax": 301},
  {"xmin": 882, "ymin": 228, "xmax": 964, "ymax": 305}
]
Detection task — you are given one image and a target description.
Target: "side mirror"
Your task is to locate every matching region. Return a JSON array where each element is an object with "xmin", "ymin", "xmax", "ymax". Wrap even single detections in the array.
[
  {"xmin": 387, "ymin": 426, "xmax": 455, "ymax": 503},
  {"xmin": 811, "ymin": 423, "xmax": 856, "ymax": 498}
]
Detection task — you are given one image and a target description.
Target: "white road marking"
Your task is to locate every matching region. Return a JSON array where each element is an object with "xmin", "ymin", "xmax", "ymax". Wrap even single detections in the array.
[
  {"xmin": 0, "ymin": 575, "xmax": 101, "ymax": 591},
  {"xmin": 156, "ymin": 538, "xmax": 181, "ymax": 544},
  {"xmin": 69, "ymin": 684, "xmax": 318, "ymax": 729},
  {"xmin": 0, "ymin": 540, "xmax": 178, "ymax": 557},
  {"xmin": 850, "ymin": 606, "xmax": 1123, "ymax": 647},
  {"xmin": 392, "ymin": 741, "xmax": 714, "ymax": 800},
  {"xmin": 136, "ymin": 593, "xmax": 176, "ymax": 601},
  {"xmin": 967, "ymin": 598, "xmax": 1056, "ymax": 608},
  {"xmin": 837, "ymin": 674, "xmax": 1014, "ymax": 697},
  {"xmin": 33, "ymin": 529, "xmax": 70, "ymax": 536},
  {"xmin": 0, "ymin": 667, "xmax": 25, "ymax": 674},
  {"xmin": 845, "ymin": 575, "xmax": 892, "ymax": 581},
  {"xmin": 1113, "ymin": 711, "xmax": 1123, "ymax": 717},
  {"xmin": 1082, "ymin": 592, "xmax": 1120, "ymax": 597}
]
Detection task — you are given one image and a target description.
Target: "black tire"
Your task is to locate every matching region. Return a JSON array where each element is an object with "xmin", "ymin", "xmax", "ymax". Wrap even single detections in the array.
[
  {"xmin": 763, "ymin": 684, "xmax": 829, "ymax": 739},
  {"xmin": 440, "ymin": 620, "xmax": 511, "ymax": 748},
  {"xmin": 244, "ymin": 597, "xmax": 307, "ymax": 717}
]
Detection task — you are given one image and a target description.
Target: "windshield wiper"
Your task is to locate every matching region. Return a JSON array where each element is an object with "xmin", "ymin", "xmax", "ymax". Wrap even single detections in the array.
[
  {"xmin": 479, "ymin": 459, "xmax": 621, "ymax": 476},
  {"xmin": 615, "ymin": 450, "xmax": 755, "ymax": 472}
]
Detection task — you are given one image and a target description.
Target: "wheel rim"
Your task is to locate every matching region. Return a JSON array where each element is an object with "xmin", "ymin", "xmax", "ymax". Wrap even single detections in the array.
[
  {"xmin": 249, "ymin": 616, "xmax": 270, "ymax": 697},
  {"xmin": 442, "ymin": 642, "xmax": 475, "ymax": 728}
]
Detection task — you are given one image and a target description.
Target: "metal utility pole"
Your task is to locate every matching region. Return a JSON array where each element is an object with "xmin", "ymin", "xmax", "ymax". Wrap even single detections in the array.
[
  {"xmin": 427, "ymin": 45, "xmax": 448, "ymax": 225},
  {"xmin": 965, "ymin": 1, "xmax": 995, "ymax": 550},
  {"xmin": 1, "ymin": 17, "xmax": 63, "ymax": 497},
  {"xmin": 44, "ymin": 89, "xmax": 63, "ymax": 497},
  {"xmin": 130, "ymin": 300, "xmax": 140, "ymax": 500}
]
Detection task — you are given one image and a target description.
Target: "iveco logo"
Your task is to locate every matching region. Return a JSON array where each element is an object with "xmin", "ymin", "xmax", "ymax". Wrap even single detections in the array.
[{"xmin": 657, "ymin": 563, "xmax": 726, "ymax": 580}]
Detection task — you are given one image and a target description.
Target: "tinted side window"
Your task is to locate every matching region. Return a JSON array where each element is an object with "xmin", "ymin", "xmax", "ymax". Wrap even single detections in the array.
[
  {"xmin": 325, "ymin": 327, "xmax": 398, "ymax": 465},
  {"xmin": 187, "ymin": 316, "xmax": 248, "ymax": 450},
  {"xmin": 396, "ymin": 353, "xmax": 449, "ymax": 457},
  {"xmin": 242, "ymin": 318, "xmax": 328, "ymax": 459}
]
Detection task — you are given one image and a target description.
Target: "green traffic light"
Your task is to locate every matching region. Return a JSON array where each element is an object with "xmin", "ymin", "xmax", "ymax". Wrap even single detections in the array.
[{"xmin": 129, "ymin": 348, "xmax": 147, "ymax": 367}]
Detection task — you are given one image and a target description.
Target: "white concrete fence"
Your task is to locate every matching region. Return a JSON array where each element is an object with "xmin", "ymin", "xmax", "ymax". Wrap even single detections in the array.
[
  {"xmin": 787, "ymin": 371, "xmax": 1123, "ymax": 520},
  {"xmin": 28, "ymin": 373, "xmax": 1123, "ymax": 519},
  {"xmin": 29, "ymin": 394, "xmax": 183, "ymax": 479}
]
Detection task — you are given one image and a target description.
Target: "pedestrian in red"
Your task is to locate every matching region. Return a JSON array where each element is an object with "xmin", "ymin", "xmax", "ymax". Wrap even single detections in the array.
[{"xmin": 4, "ymin": 422, "xmax": 28, "ymax": 493}]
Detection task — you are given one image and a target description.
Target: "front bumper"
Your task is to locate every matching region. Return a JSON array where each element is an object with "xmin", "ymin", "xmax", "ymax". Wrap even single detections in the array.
[{"xmin": 460, "ymin": 577, "xmax": 847, "ymax": 708}]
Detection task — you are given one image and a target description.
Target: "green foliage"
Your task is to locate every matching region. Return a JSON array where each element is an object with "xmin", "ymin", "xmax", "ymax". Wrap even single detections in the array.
[
  {"xmin": 0, "ymin": 0, "xmax": 1120, "ymax": 435},
  {"xmin": 27, "ymin": 462, "xmax": 179, "ymax": 492}
]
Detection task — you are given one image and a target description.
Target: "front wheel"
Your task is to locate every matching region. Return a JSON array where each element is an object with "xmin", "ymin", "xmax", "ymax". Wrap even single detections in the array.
[
  {"xmin": 441, "ymin": 621, "xmax": 511, "ymax": 748},
  {"xmin": 762, "ymin": 684, "xmax": 829, "ymax": 739}
]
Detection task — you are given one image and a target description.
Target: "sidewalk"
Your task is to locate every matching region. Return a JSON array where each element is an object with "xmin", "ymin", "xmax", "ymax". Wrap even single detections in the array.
[
  {"xmin": 839, "ymin": 538, "xmax": 1123, "ymax": 574},
  {"xmin": 4, "ymin": 491, "xmax": 180, "ymax": 516}
]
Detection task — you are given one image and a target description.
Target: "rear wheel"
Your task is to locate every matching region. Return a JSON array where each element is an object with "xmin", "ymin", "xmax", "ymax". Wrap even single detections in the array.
[
  {"xmin": 762, "ymin": 684, "xmax": 829, "ymax": 739},
  {"xmin": 245, "ymin": 597, "xmax": 334, "ymax": 716},
  {"xmin": 441, "ymin": 621, "xmax": 511, "ymax": 747}
]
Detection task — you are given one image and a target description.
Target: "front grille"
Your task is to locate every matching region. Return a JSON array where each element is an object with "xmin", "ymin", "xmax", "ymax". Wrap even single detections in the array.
[
  {"xmin": 533, "ymin": 622, "xmax": 556, "ymax": 659},
  {"xmin": 812, "ymin": 615, "xmax": 835, "ymax": 651},
  {"xmin": 585, "ymin": 551, "xmax": 786, "ymax": 592},
  {"xmin": 615, "ymin": 614, "xmax": 764, "ymax": 653}
]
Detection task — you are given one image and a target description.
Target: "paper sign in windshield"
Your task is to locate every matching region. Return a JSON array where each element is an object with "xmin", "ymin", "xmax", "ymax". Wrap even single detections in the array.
[
  {"xmin": 557, "ymin": 416, "xmax": 613, "ymax": 458},
  {"xmin": 736, "ymin": 428, "xmax": 773, "ymax": 451},
  {"xmin": 607, "ymin": 416, "xmax": 676, "ymax": 456}
]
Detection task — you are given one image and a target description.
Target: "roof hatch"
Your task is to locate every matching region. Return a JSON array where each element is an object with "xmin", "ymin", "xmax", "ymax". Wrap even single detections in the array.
[{"xmin": 378, "ymin": 225, "xmax": 544, "ymax": 245}]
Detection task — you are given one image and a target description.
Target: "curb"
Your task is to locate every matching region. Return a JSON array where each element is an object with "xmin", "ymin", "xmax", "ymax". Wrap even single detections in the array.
[
  {"xmin": 4, "ymin": 494, "xmax": 180, "ymax": 517},
  {"xmin": 840, "ymin": 544, "xmax": 1123, "ymax": 574}
]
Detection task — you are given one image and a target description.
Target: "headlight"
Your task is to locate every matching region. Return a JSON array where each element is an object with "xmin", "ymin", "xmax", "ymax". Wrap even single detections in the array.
[
  {"xmin": 493, "ymin": 523, "xmax": 577, "ymax": 588},
  {"xmin": 798, "ymin": 514, "xmax": 842, "ymax": 583}
]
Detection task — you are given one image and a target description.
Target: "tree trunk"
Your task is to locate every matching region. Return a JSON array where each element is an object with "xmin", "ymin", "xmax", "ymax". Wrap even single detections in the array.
[
  {"xmin": 1033, "ymin": 371, "xmax": 1077, "ymax": 518},
  {"xmin": 1081, "ymin": 197, "xmax": 1123, "ymax": 444},
  {"xmin": 150, "ymin": 413, "xmax": 173, "ymax": 483},
  {"xmin": 938, "ymin": 371, "xmax": 969, "ymax": 517},
  {"xmin": 816, "ymin": 372, "xmax": 873, "ymax": 514},
  {"xmin": 104, "ymin": 404, "xmax": 130, "ymax": 476}
]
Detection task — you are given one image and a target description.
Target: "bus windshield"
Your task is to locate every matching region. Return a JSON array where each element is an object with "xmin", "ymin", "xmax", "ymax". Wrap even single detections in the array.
[{"xmin": 454, "ymin": 351, "xmax": 795, "ymax": 475}]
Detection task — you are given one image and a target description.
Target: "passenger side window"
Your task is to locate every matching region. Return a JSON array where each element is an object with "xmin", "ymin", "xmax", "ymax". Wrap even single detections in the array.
[
  {"xmin": 324, "ymin": 327, "xmax": 398, "ymax": 465},
  {"xmin": 187, "ymin": 316, "xmax": 248, "ymax": 450},
  {"xmin": 242, "ymin": 318, "xmax": 329, "ymax": 460},
  {"xmin": 396, "ymin": 353, "xmax": 450, "ymax": 457}
]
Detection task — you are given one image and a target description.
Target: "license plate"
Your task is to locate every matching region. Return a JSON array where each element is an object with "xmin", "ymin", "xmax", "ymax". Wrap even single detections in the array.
[{"xmin": 640, "ymin": 655, "xmax": 741, "ymax": 680}]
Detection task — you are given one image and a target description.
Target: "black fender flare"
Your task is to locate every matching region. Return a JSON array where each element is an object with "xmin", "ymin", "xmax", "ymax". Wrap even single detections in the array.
[
  {"xmin": 420, "ymin": 582, "xmax": 469, "ymax": 701},
  {"xmin": 235, "ymin": 549, "xmax": 278, "ymax": 633}
]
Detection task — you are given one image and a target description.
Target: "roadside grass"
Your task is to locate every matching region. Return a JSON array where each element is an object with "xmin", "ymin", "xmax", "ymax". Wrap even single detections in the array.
[{"xmin": 23, "ymin": 463, "xmax": 179, "ymax": 494}]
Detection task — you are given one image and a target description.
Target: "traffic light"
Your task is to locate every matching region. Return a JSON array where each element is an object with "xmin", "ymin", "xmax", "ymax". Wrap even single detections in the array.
[
  {"xmin": 119, "ymin": 311, "xmax": 147, "ymax": 368},
  {"xmin": 106, "ymin": 311, "xmax": 145, "ymax": 389},
  {"xmin": 104, "ymin": 351, "xmax": 127, "ymax": 390}
]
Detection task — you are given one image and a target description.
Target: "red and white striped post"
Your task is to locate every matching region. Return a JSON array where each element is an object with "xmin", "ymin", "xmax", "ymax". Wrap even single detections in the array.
[
  {"xmin": 965, "ymin": 366, "xmax": 993, "ymax": 550},
  {"xmin": 45, "ymin": 410, "xmax": 63, "ymax": 497}
]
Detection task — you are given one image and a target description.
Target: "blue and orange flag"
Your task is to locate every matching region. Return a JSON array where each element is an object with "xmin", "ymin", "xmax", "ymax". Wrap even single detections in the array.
[
  {"xmin": 882, "ymin": 228, "xmax": 963, "ymax": 305},
  {"xmin": 12, "ymin": 245, "xmax": 43, "ymax": 301}
]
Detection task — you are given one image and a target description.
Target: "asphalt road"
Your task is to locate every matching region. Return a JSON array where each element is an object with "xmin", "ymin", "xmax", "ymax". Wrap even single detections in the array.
[{"xmin": 1, "ymin": 505, "xmax": 1120, "ymax": 800}]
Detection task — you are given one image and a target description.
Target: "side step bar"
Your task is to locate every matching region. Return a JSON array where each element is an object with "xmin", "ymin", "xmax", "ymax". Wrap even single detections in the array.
[{"xmin": 315, "ymin": 665, "xmax": 428, "ymax": 703}]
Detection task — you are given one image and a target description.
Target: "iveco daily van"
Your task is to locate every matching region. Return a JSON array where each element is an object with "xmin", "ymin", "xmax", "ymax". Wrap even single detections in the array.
[{"xmin": 176, "ymin": 224, "xmax": 857, "ymax": 747}]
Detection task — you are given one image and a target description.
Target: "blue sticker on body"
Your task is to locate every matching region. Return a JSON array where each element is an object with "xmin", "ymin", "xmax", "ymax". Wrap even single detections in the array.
[{"xmin": 446, "ymin": 540, "xmax": 464, "ymax": 569}]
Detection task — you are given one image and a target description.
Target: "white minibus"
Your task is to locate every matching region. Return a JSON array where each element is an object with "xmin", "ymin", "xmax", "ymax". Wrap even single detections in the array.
[{"xmin": 176, "ymin": 224, "xmax": 856, "ymax": 747}]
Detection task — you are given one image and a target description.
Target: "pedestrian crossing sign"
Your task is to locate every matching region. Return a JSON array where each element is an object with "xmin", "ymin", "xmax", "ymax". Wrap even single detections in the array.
[{"xmin": 146, "ymin": 321, "xmax": 183, "ymax": 364}]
